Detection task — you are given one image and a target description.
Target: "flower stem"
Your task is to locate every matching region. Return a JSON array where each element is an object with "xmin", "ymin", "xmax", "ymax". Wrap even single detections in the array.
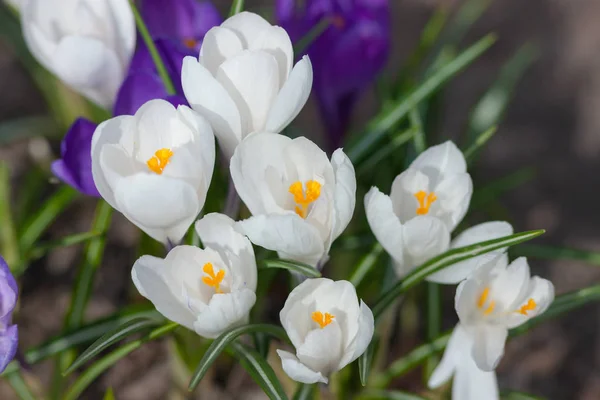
[
  {"xmin": 129, "ymin": 1, "xmax": 176, "ymax": 95},
  {"xmin": 223, "ymin": 177, "xmax": 241, "ymax": 219}
]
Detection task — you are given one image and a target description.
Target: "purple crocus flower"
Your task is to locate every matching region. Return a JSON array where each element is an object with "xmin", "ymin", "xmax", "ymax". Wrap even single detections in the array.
[
  {"xmin": 277, "ymin": 0, "xmax": 390, "ymax": 149},
  {"xmin": 51, "ymin": 118, "xmax": 100, "ymax": 197},
  {"xmin": 0, "ymin": 256, "xmax": 18, "ymax": 373},
  {"xmin": 140, "ymin": 0, "xmax": 222, "ymax": 53}
]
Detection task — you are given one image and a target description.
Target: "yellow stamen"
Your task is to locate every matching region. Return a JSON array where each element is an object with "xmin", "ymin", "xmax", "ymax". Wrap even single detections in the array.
[
  {"xmin": 311, "ymin": 311, "xmax": 335, "ymax": 329},
  {"xmin": 289, "ymin": 180, "xmax": 322, "ymax": 218},
  {"xmin": 146, "ymin": 148, "xmax": 173, "ymax": 174},
  {"xmin": 517, "ymin": 298, "xmax": 537, "ymax": 315},
  {"xmin": 183, "ymin": 38, "xmax": 198, "ymax": 49},
  {"xmin": 201, "ymin": 263, "xmax": 225, "ymax": 294},
  {"xmin": 477, "ymin": 287, "xmax": 496, "ymax": 316},
  {"xmin": 414, "ymin": 190, "xmax": 437, "ymax": 215}
]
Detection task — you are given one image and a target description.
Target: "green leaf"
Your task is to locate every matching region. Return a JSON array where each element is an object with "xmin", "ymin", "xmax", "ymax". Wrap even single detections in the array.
[
  {"xmin": 512, "ymin": 244, "xmax": 600, "ymax": 266},
  {"xmin": 0, "ymin": 163, "xmax": 18, "ymax": 269},
  {"xmin": 292, "ymin": 384, "xmax": 315, "ymax": 400},
  {"xmin": 64, "ymin": 317, "xmax": 163, "ymax": 375},
  {"xmin": 371, "ymin": 229, "xmax": 545, "ymax": 319},
  {"xmin": 357, "ymin": 128, "xmax": 416, "ymax": 177},
  {"xmin": 468, "ymin": 43, "xmax": 537, "ymax": 144},
  {"xmin": 63, "ymin": 322, "xmax": 178, "ymax": 400},
  {"xmin": 229, "ymin": 0, "xmax": 245, "ymax": 16},
  {"xmin": 228, "ymin": 341, "xmax": 288, "ymax": 400},
  {"xmin": 188, "ymin": 323, "xmax": 287, "ymax": 391},
  {"xmin": 260, "ymin": 259, "xmax": 321, "ymax": 278},
  {"xmin": 355, "ymin": 390, "xmax": 427, "ymax": 400},
  {"xmin": 26, "ymin": 231, "xmax": 103, "ymax": 261},
  {"xmin": 18, "ymin": 186, "xmax": 78, "ymax": 265},
  {"xmin": 358, "ymin": 335, "xmax": 379, "ymax": 386},
  {"xmin": 408, "ymin": 108, "xmax": 426, "ymax": 154},
  {"xmin": 463, "ymin": 126, "xmax": 497, "ymax": 163},
  {"xmin": 0, "ymin": 115, "xmax": 59, "ymax": 145},
  {"xmin": 103, "ymin": 388, "xmax": 116, "ymax": 400},
  {"xmin": 294, "ymin": 18, "xmax": 331, "ymax": 54},
  {"xmin": 471, "ymin": 167, "xmax": 536, "ymax": 210},
  {"xmin": 5, "ymin": 369, "xmax": 37, "ymax": 400},
  {"xmin": 425, "ymin": 282, "xmax": 441, "ymax": 379},
  {"xmin": 129, "ymin": 1, "xmax": 175, "ymax": 95},
  {"xmin": 25, "ymin": 306, "xmax": 160, "ymax": 365},
  {"xmin": 349, "ymin": 244, "xmax": 384, "ymax": 287},
  {"xmin": 502, "ymin": 392, "xmax": 544, "ymax": 400},
  {"xmin": 347, "ymin": 34, "xmax": 496, "ymax": 163}
]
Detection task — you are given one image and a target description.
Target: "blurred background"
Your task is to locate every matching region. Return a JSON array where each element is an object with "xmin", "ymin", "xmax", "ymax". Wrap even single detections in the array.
[{"xmin": 1, "ymin": 0, "xmax": 599, "ymax": 399}]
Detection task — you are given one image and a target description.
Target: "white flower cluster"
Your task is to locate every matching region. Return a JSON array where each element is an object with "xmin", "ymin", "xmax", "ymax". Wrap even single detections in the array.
[{"xmin": 21, "ymin": 4, "xmax": 555, "ymax": 392}]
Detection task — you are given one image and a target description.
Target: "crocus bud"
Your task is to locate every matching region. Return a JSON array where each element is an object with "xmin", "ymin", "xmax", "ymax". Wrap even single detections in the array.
[
  {"xmin": 0, "ymin": 256, "xmax": 18, "ymax": 373},
  {"xmin": 231, "ymin": 132, "xmax": 356, "ymax": 268},
  {"xmin": 22, "ymin": 0, "xmax": 136, "ymax": 108},
  {"xmin": 428, "ymin": 324, "xmax": 499, "ymax": 400},
  {"xmin": 182, "ymin": 11, "xmax": 313, "ymax": 159},
  {"xmin": 132, "ymin": 213, "xmax": 257, "ymax": 338},
  {"xmin": 365, "ymin": 141, "xmax": 474, "ymax": 278},
  {"xmin": 455, "ymin": 255, "xmax": 554, "ymax": 371},
  {"xmin": 51, "ymin": 118, "xmax": 100, "ymax": 197},
  {"xmin": 277, "ymin": 278, "xmax": 374, "ymax": 384},
  {"xmin": 91, "ymin": 99, "xmax": 215, "ymax": 245}
]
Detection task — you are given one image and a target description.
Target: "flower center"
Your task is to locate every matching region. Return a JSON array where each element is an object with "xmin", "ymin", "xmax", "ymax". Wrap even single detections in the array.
[
  {"xmin": 517, "ymin": 298, "xmax": 537, "ymax": 315},
  {"xmin": 146, "ymin": 148, "xmax": 173, "ymax": 175},
  {"xmin": 414, "ymin": 190, "xmax": 437, "ymax": 215},
  {"xmin": 201, "ymin": 262, "xmax": 225, "ymax": 294},
  {"xmin": 289, "ymin": 180, "xmax": 322, "ymax": 219},
  {"xmin": 311, "ymin": 311, "xmax": 335, "ymax": 329},
  {"xmin": 183, "ymin": 38, "xmax": 198, "ymax": 49}
]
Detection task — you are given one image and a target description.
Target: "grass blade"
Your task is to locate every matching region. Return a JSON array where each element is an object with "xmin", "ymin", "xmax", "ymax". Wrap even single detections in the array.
[
  {"xmin": 347, "ymin": 34, "xmax": 496, "ymax": 163},
  {"xmin": 293, "ymin": 384, "xmax": 315, "ymax": 400},
  {"xmin": 371, "ymin": 229, "xmax": 545, "ymax": 319},
  {"xmin": 359, "ymin": 335, "xmax": 379, "ymax": 386},
  {"xmin": 357, "ymin": 129, "xmax": 416, "ymax": 177},
  {"xmin": 103, "ymin": 388, "xmax": 116, "ymax": 400},
  {"xmin": 294, "ymin": 18, "xmax": 330, "ymax": 54},
  {"xmin": 63, "ymin": 322, "xmax": 178, "ymax": 400},
  {"xmin": 229, "ymin": 0, "xmax": 245, "ymax": 16},
  {"xmin": 228, "ymin": 341, "xmax": 288, "ymax": 400},
  {"xmin": 5, "ymin": 369, "xmax": 37, "ymax": 400},
  {"xmin": 260, "ymin": 259, "xmax": 321, "ymax": 278},
  {"xmin": 0, "ymin": 163, "xmax": 18, "ymax": 268},
  {"xmin": 356, "ymin": 390, "xmax": 427, "ymax": 400},
  {"xmin": 471, "ymin": 167, "xmax": 536, "ymax": 210},
  {"xmin": 501, "ymin": 391, "xmax": 543, "ymax": 400},
  {"xmin": 64, "ymin": 317, "xmax": 162, "ymax": 375},
  {"xmin": 463, "ymin": 126, "xmax": 497, "ymax": 163},
  {"xmin": 26, "ymin": 231, "xmax": 103, "ymax": 261},
  {"xmin": 511, "ymin": 244, "xmax": 600, "ymax": 266},
  {"xmin": 188, "ymin": 323, "xmax": 287, "ymax": 391},
  {"xmin": 349, "ymin": 244, "xmax": 384, "ymax": 287}
]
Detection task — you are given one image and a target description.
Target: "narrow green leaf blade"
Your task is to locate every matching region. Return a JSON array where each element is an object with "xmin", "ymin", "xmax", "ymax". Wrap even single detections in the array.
[
  {"xmin": 355, "ymin": 389, "xmax": 427, "ymax": 400},
  {"xmin": 63, "ymin": 323, "xmax": 178, "ymax": 400},
  {"xmin": 371, "ymin": 229, "xmax": 545, "ymax": 319},
  {"xmin": 502, "ymin": 392, "xmax": 544, "ymax": 400},
  {"xmin": 347, "ymin": 34, "xmax": 496, "ymax": 163},
  {"xmin": 260, "ymin": 259, "xmax": 321, "ymax": 278},
  {"xmin": 26, "ymin": 231, "xmax": 103, "ymax": 261},
  {"xmin": 357, "ymin": 128, "xmax": 416, "ymax": 177},
  {"xmin": 229, "ymin": 0, "xmax": 245, "ymax": 16},
  {"xmin": 294, "ymin": 18, "xmax": 330, "ymax": 54},
  {"xmin": 512, "ymin": 244, "xmax": 600, "ymax": 266},
  {"xmin": 5, "ymin": 369, "xmax": 37, "ymax": 400},
  {"xmin": 103, "ymin": 388, "xmax": 116, "ymax": 400},
  {"xmin": 349, "ymin": 244, "xmax": 384, "ymax": 287},
  {"xmin": 188, "ymin": 324, "xmax": 288, "ymax": 391},
  {"xmin": 358, "ymin": 335, "xmax": 379, "ymax": 386},
  {"xmin": 64, "ymin": 317, "xmax": 162, "ymax": 375},
  {"xmin": 463, "ymin": 126, "xmax": 497, "ymax": 163},
  {"xmin": 293, "ymin": 384, "xmax": 315, "ymax": 400},
  {"xmin": 228, "ymin": 341, "xmax": 288, "ymax": 400}
]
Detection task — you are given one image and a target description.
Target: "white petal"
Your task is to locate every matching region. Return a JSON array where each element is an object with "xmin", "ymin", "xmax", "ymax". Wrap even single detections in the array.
[
  {"xmin": 114, "ymin": 173, "xmax": 199, "ymax": 244},
  {"xmin": 131, "ymin": 255, "xmax": 196, "ymax": 330},
  {"xmin": 200, "ymin": 27, "xmax": 244, "ymax": 76},
  {"xmin": 237, "ymin": 214, "xmax": 325, "ymax": 268},
  {"xmin": 454, "ymin": 278, "xmax": 480, "ymax": 325},
  {"xmin": 471, "ymin": 325, "xmax": 508, "ymax": 371},
  {"xmin": 277, "ymin": 350, "xmax": 328, "ymax": 384},
  {"xmin": 195, "ymin": 213, "xmax": 257, "ymax": 292},
  {"xmin": 181, "ymin": 56, "xmax": 242, "ymax": 159},
  {"xmin": 364, "ymin": 187, "xmax": 404, "ymax": 264},
  {"xmin": 265, "ymin": 56, "xmax": 313, "ymax": 133},
  {"xmin": 411, "ymin": 141, "xmax": 467, "ymax": 177},
  {"xmin": 506, "ymin": 276, "xmax": 555, "ymax": 329},
  {"xmin": 53, "ymin": 36, "xmax": 123, "ymax": 108},
  {"xmin": 297, "ymin": 321, "xmax": 343, "ymax": 374},
  {"xmin": 491, "ymin": 257, "xmax": 531, "ymax": 310},
  {"xmin": 338, "ymin": 300, "xmax": 374, "ymax": 370},
  {"xmin": 106, "ymin": 0, "xmax": 136, "ymax": 63},
  {"xmin": 434, "ymin": 173, "xmax": 473, "ymax": 231},
  {"xmin": 91, "ymin": 116, "xmax": 136, "ymax": 209},
  {"xmin": 221, "ymin": 11, "xmax": 272, "ymax": 47},
  {"xmin": 428, "ymin": 324, "xmax": 470, "ymax": 388},
  {"xmin": 427, "ymin": 222, "xmax": 513, "ymax": 284},
  {"xmin": 251, "ymin": 26, "xmax": 294, "ymax": 83},
  {"xmin": 230, "ymin": 132, "xmax": 292, "ymax": 215},
  {"xmin": 402, "ymin": 216, "xmax": 450, "ymax": 274},
  {"xmin": 216, "ymin": 50, "xmax": 280, "ymax": 133},
  {"xmin": 329, "ymin": 149, "xmax": 356, "ymax": 241},
  {"xmin": 389, "ymin": 168, "xmax": 430, "ymax": 224},
  {"xmin": 193, "ymin": 289, "xmax": 256, "ymax": 339},
  {"xmin": 453, "ymin": 361, "xmax": 499, "ymax": 400}
]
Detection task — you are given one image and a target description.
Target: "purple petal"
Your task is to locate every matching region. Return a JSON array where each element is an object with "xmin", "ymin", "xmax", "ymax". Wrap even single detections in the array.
[
  {"xmin": 114, "ymin": 71, "xmax": 169, "ymax": 116},
  {"xmin": 0, "ymin": 256, "xmax": 17, "ymax": 324},
  {"xmin": 0, "ymin": 325, "xmax": 18, "ymax": 374},
  {"xmin": 53, "ymin": 119, "xmax": 100, "ymax": 197}
]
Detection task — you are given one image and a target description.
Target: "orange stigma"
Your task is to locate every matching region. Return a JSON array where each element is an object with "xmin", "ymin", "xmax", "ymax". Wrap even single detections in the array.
[
  {"xmin": 289, "ymin": 180, "xmax": 322, "ymax": 218},
  {"xmin": 477, "ymin": 287, "xmax": 496, "ymax": 316},
  {"xmin": 414, "ymin": 190, "xmax": 437, "ymax": 215},
  {"xmin": 146, "ymin": 148, "xmax": 173, "ymax": 174},
  {"xmin": 311, "ymin": 311, "xmax": 335, "ymax": 329},
  {"xmin": 201, "ymin": 263, "xmax": 225, "ymax": 294},
  {"xmin": 517, "ymin": 298, "xmax": 537, "ymax": 315}
]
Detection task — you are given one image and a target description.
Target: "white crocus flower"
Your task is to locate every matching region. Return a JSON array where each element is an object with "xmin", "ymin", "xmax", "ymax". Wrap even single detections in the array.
[
  {"xmin": 277, "ymin": 278, "xmax": 374, "ymax": 384},
  {"xmin": 428, "ymin": 324, "xmax": 499, "ymax": 400},
  {"xmin": 365, "ymin": 141, "xmax": 474, "ymax": 278},
  {"xmin": 91, "ymin": 99, "xmax": 215, "ymax": 245},
  {"xmin": 131, "ymin": 213, "xmax": 257, "ymax": 339},
  {"xmin": 231, "ymin": 132, "xmax": 356, "ymax": 268},
  {"xmin": 182, "ymin": 11, "xmax": 313, "ymax": 159},
  {"xmin": 22, "ymin": 0, "xmax": 136, "ymax": 108},
  {"xmin": 454, "ymin": 255, "xmax": 554, "ymax": 371}
]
